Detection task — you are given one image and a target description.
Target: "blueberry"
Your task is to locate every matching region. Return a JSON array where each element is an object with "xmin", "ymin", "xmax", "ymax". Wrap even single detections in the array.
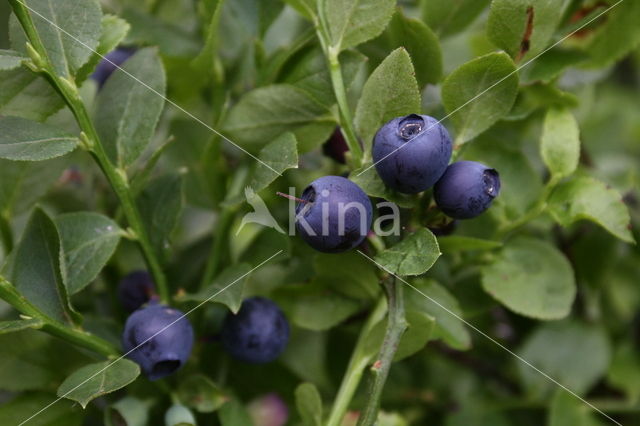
[
  {"xmin": 122, "ymin": 304, "xmax": 194, "ymax": 380},
  {"xmin": 295, "ymin": 176, "xmax": 373, "ymax": 253},
  {"xmin": 91, "ymin": 47, "xmax": 136, "ymax": 88},
  {"xmin": 434, "ymin": 161, "xmax": 501, "ymax": 219},
  {"xmin": 322, "ymin": 127, "xmax": 349, "ymax": 164},
  {"xmin": 221, "ymin": 297, "xmax": 289, "ymax": 364},
  {"xmin": 118, "ymin": 270, "xmax": 157, "ymax": 313},
  {"xmin": 372, "ymin": 114, "xmax": 452, "ymax": 193}
]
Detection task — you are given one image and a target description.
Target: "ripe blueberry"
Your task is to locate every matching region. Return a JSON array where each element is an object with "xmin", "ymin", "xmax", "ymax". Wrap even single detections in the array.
[
  {"xmin": 118, "ymin": 270, "xmax": 157, "ymax": 313},
  {"xmin": 322, "ymin": 127, "xmax": 348, "ymax": 164},
  {"xmin": 221, "ymin": 297, "xmax": 289, "ymax": 364},
  {"xmin": 91, "ymin": 47, "xmax": 136, "ymax": 88},
  {"xmin": 122, "ymin": 304, "xmax": 194, "ymax": 380},
  {"xmin": 372, "ymin": 114, "xmax": 452, "ymax": 193},
  {"xmin": 295, "ymin": 176, "xmax": 372, "ymax": 253},
  {"xmin": 434, "ymin": 161, "xmax": 501, "ymax": 219}
]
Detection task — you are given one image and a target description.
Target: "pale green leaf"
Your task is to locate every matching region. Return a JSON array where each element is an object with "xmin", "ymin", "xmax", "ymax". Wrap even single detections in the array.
[
  {"xmin": 177, "ymin": 375, "xmax": 227, "ymax": 413},
  {"xmin": 250, "ymin": 133, "xmax": 298, "ymax": 193},
  {"xmin": 585, "ymin": 0, "xmax": 640, "ymax": 67},
  {"xmin": 441, "ymin": 52, "xmax": 519, "ymax": 145},
  {"xmin": 137, "ymin": 172, "xmax": 184, "ymax": 257},
  {"xmin": 387, "ymin": 10, "xmax": 442, "ymax": 86},
  {"xmin": 56, "ymin": 212, "xmax": 122, "ymax": 295},
  {"xmin": 548, "ymin": 176, "xmax": 634, "ymax": 243},
  {"xmin": 0, "ymin": 392, "xmax": 82, "ymax": 426},
  {"xmin": 19, "ymin": 0, "xmax": 102, "ymax": 77},
  {"xmin": 0, "ymin": 67, "xmax": 64, "ymax": 121},
  {"xmin": 295, "ymin": 382, "xmax": 323, "ymax": 426},
  {"xmin": 8, "ymin": 208, "xmax": 79, "ymax": 325},
  {"xmin": 0, "ymin": 116, "xmax": 77, "ymax": 161},
  {"xmin": 178, "ymin": 263, "xmax": 252, "ymax": 314},
  {"xmin": 482, "ymin": 237, "xmax": 576, "ymax": 320},
  {"xmin": 0, "ymin": 318, "xmax": 44, "ymax": 334},
  {"xmin": 541, "ymin": 107, "xmax": 580, "ymax": 178},
  {"xmin": 0, "ymin": 49, "xmax": 25, "ymax": 70},
  {"xmin": 349, "ymin": 165, "xmax": 417, "ymax": 208},
  {"xmin": 355, "ymin": 48, "xmax": 421, "ymax": 152},
  {"xmin": 548, "ymin": 390, "xmax": 602, "ymax": 426},
  {"xmin": 405, "ymin": 279, "xmax": 471, "ymax": 350},
  {"xmin": 223, "ymin": 84, "xmax": 329, "ymax": 149},
  {"xmin": 487, "ymin": 0, "xmax": 570, "ymax": 61},
  {"xmin": 421, "ymin": 0, "xmax": 490, "ymax": 38},
  {"xmin": 77, "ymin": 14, "xmax": 131, "ymax": 84},
  {"xmin": 517, "ymin": 322, "xmax": 610, "ymax": 398},
  {"xmin": 94, "ymin": 48, "xmax": 166, "ymax": 167},
  {"xmin": 57, "ymin": 359, "xmax": 140, "ymax": 408},
  {"xmin": 437, "ymin": 236, "xmax": 502, "ymax": 252},
  {"xmin": 325, "ymin": 0, "xmax": 396, "ymax": 51},
  {"xmin": 191, "ymin": 0, "xmax": 226, "ymax": 72},
  {"xmin": 374, "ymin": 228, "xmax": 440, "ymax": 276},
  {"xmin": 218, "ymin": 399, "xmax": 252, "ymax": 426}
]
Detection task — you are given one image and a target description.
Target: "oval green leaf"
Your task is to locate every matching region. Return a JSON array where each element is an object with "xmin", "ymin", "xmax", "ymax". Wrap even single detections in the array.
[
  {"xmin": 374, "ymin": 228, "xmax": 440, "ymax": 276},
  {"xmin": 0, "ymin": 116, "xmax": 78, "ymax": 161}
]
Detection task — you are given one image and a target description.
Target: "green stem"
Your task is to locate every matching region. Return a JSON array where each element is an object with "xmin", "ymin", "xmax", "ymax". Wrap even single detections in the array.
[
  {"xmin": 10, "ymin": 0, "xmax": 169, "ymax": 302},
  {"xmin": 315, "ymin": 1, "xmax": 363, "ymax": 166},
  {"xmin": 0, "ymin": 213, "xmax": 13, "ymax": 254},
  {"xmin": 357, "ymin": 277, "xmax": 408, "ymax": 426},
  {"xmin": 326, "ymin": 298, "xmax": 387, "ymax": 426},
  {"xmin": 0, "ymin": 276, "xmax": 118, "ymax": 357}
]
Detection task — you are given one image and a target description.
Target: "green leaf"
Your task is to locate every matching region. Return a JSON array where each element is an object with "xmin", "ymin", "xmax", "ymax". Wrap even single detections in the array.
[
  {"xmin": 177, "ymin": 263, "xmax": 251, "ymax": 313},
  {"xmin": 421, "ymin": 0, "xmax": 490, "ymax": 38},
  {"xmin": 548, "ymin": 390, "xmax": 602, "ymax": 426},
  {"xmin": 281, "ymin": 329, "xmax": 332, "ymax": 391},
  {"xmin": 105, "ymin": 397, "xmax": 149, "ymax": 426},
  {"xmin": 283, "ymin": 0, "xmax": 316, "ymax": 20},
  {"xmin": 349, "ymin": 165, "xmax": 417, "ymax": 208},
  {"xmin": 251, "ymin": 133, "xmax": 298, "ymax": 193},
  {"xmin": 355, "ymin": 48, "xmax": 421, "ymax": 152},
  {"xmin": 8, "ymin": 208, "xmax": 79, "ymax": 325},
  {"xmin": 482, "ymin": 237, "xmax": 576, "ymax": 320},
  {"xmin": 540, "ymin": 107, "xmax": 580, "ymax": 179},
  {"xmin": 585, "ymin": 0, "xmax": 640, "ymax": 67},
  {"xmin": 55, "ymin": 212, "xmax": 122, "ymax": 295},
  {"xmin": 441, "ymin": 52, "xmax": 519, "ymax": 145},
  {"xmin": 0, "ymin": 116, "xmax": 77, "ymax": 161},
  {"xmin": 437, "ymin": 236, "xmax": 502, "ymax": 252},
  {"xmin": 137, "ymin": 172, "xmax": 184, "ymax": 257},
  {"xmin": 0, "ymin": 392, "xmax": 82, "ymax": 426},
  {"xmin": 218, "ymin": 399, "xmax": 253, "ymax": 426},
  {"xmin": 19, "ymin": 0, "xmax": 102, "ymax": 77},
  {"xmin": 94, "ymin": 48, "xmax": 166, "ymax": 167},
  {"xmin": 520, "ymin": 49, "xmax": 587, "ymax": 84},
  {"xmin": 121, "ymin": 8, "xmax": 201, "ymax": 57},
  {"xmin": 0, "ymin": 157, "xmax": 67, "ymax": 217},
  {"xmin": 223, "ymin": 84, "xmax": 329, "ymax": 149},
  {"xmin": 315, "ymin": 251, "xmax": 380, "ymax": 300},
  {"xmin": 387, "ymin": 10, "xmax": 442, "ymax": 86},
  {"xmin": 517, "ymin": 322, "xmax": 610, "ymax": 398},
  {"xmin": 295, "ymin": 382, "xmax": 323, "ymax": 426},
  {"xmin": 374, "ymin": 228, "xmax": 441, "ymax": 276},
  {"xmin": 0, "ymin": 67, "xmax": 64, "ymax": 121},
  {"xmin": 276, "ymin": 282, "xmax": 362, "ymax": 331},
  {"xmin": 325, "ymin": 0, "xmax": 396, "ymax": 52},
  {"xmin": 607, "ymin": 342, "xmax": 640, "ymax": 403},
  {"xmin": 548, "ymin": 176, "xmax": 634, "ymax": 244},
  {"xmin": 487, "ymin": 0, "xmax": 570, "ymax": 61},
  {"xmin": 0, "ymin": 318, "xmax": 44, "ymax": 334},
  {"xmin": 57, "ymin": 359, "xmax": 140, "ymax": 409},
  {"xmin": 177, "ymin": 374, "xmax": 228, "ymax": 413},
  {"xmin": 405, "ymin": 279, "xmax": 471, "ymax": 350},
  {"xmin": 191, "ymin": 0, "xmax": 226, "ymax": 72},
  {"xmin": 77, "ymin": 14, "xmax": 131, "ymax": 84},
  {"xmin": 0, "ymin": 49, "xmax": 24, "ymax": 70}
]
